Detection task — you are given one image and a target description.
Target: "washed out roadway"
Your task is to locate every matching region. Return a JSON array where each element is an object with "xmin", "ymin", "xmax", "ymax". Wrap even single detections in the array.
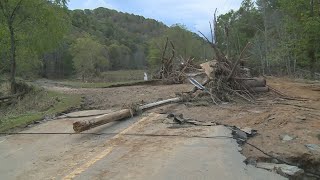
[{"xmin": 0, "ymin": 111, "xmax": 286, "ymax": 180}]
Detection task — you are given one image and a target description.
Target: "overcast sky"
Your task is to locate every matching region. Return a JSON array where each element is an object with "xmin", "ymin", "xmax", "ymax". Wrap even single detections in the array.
[{"xmin": 68, "ymin": 0, "xmax": 242, "ymax": 34}]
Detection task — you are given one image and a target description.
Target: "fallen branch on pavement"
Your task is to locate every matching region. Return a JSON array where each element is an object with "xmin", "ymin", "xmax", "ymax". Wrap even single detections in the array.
[{"xmin": 73, "ymin": 97, "xmax": 182, "ymax": 133}]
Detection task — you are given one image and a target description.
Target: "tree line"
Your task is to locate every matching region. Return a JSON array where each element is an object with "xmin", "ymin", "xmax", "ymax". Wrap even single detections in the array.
[
  {"xmin": 215, "ymin": 0, "xmax": 320, "ymax": 78},
  {"xmin": 1, "ymin": 0, "xmax": 319, "ymax": 94},
  {"xmin": 1, "ymin": 2, "xmax": 212, "ymax": 93}
]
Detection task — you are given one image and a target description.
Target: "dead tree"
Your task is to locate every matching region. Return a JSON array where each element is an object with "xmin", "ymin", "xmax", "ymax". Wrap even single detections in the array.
[{"xmin": 156, "ymin": 38, "xmax": 196, "ymax": 84}]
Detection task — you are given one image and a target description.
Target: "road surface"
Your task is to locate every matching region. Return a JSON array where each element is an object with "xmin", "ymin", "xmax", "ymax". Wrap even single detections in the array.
[{"xmin": 0, "ymin": 111, "xmax": 286, "ymax": 180}]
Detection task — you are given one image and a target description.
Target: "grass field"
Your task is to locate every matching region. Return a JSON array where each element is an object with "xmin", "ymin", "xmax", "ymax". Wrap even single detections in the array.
[
  {"xmin": 100, "ymin": 70, "xmax": 145, "ymax": 82},
  {"xmin": 60, "ymin": 80, "xmax": 147, "ymax": 88},
  {"xmin": 61, "ymin": 70, "xmax": 147, "ymax": 88}
]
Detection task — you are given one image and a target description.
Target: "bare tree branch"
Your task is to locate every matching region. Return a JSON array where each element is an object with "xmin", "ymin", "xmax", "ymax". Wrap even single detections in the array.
[
  {"xmin": 209, "ymin": 21, "xmax": 214, "ymax": 44},
  {"xmin": 213, "ymin": 8, "xmax": 218, "ymax": 43},
  {"xmin": 227, "ymin": 42, "xmax": 252, "ymax": 80}
]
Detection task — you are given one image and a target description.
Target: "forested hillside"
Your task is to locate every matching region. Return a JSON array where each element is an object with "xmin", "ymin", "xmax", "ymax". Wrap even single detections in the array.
[
  {"xmin": 1, "ymin": 0, "xmax": 319, "ymax": 94},
  {"xmin": 215, "ymin": 0, "xmax": 320, "ymax": 77},
  {"xmin": 0, "ymin": 6, "xmax": 212, "ymax": 81}
]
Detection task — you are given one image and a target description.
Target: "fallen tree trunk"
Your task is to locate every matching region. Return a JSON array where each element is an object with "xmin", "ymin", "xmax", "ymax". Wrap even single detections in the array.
[
  {"xmin": 73, "ymin": 97, "xmax": 182, "ymax": 133},
  {"xmin": 243, "ymin": 78, "xmax": 266, "ymax": 88},
  {"xmin": 248, "ymin": 86, "xmax": 269, "ymax": 93}
]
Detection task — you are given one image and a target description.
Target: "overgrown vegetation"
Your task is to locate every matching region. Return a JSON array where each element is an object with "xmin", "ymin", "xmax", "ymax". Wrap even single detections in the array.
[
  {"xmin": 215, "ymin": 0, "xmax": 320, "ymax": 78},
  {"xmin": 0, "ymin": 0, "xmax": 69, "ymax": 93},
  {"xmin": 1, "ymin": 4, "xmax": 213, "ymax": 83},
  {"xmin": 0, "ymin": 87, "xmax": 82, "ymax": 132}
]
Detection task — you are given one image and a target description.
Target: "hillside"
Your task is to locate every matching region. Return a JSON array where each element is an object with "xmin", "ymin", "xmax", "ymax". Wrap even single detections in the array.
[{"xmin": 41, "ymin": 7, "xmax": 212, "ymax": 78}]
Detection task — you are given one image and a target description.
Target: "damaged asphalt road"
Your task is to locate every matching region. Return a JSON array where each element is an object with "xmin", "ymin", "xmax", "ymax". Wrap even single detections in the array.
[{"xmin": 0, "ymin": 112, "xmax": 286, "ymax": 180}]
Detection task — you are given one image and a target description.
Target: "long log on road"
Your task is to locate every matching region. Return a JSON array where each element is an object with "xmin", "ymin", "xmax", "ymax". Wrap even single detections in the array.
[
  {"xmin": 73, "ymin": 109, "xmax": 133, "ymax": 133},
  {"xmin": 73, "ymin": 97, "xmax": 182, "ymax": 133}
]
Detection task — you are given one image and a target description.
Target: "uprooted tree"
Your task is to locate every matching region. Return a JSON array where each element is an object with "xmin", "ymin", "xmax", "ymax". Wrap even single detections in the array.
[
  {"xmin": 190, "ymin": 12, "xmax": 269, "ymax": 104},
  {"xmin": 153, "ymin": 37, "xmax": 201, "ymax": 84},
  {"xmin": 153, "ymin": 14, "xmax": 269, "ymax": 104}
]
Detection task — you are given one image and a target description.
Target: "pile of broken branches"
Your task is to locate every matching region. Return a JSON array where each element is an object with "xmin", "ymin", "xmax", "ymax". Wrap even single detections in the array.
[
  {"xmin": 154, "ymin": 37, "xmax": 199, "ymax": 84},
  {"xmin": 153, "ymin": 14, "xmax": 269, "ymax": 104},
  {"xmin": 189, "ymin": 32, "xmax": 268, "ymax": 104}
]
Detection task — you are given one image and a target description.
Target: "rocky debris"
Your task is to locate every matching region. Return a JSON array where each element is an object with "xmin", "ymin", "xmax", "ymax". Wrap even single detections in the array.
[
  {"xmin": 305, "ymin": 144, "xmax": 320, "ymax": 152},
  {"xmin": 244, "ymin": 157, "xmax": 257, "ymax": 166},
  {"xmin": 240, "ymin": 127, "xmax": 257, "ymax": 137},
  {"xmin": 167, "ymin": 113, "xmax": 185, "ymax": 124},
  {"xmin": 296, "ymin": 116, "xmax": 307, "ymax": 120},
  {"xmin": 281, "ymin": 135, "xmax": 294, "ymax": 142},
  {"xmin": 256, "ymin": 163, "xmax": 304, "ymax": 177},
  {"xmin": 232, "ymin": 129, "xmax": 248, "ymax": 141}
]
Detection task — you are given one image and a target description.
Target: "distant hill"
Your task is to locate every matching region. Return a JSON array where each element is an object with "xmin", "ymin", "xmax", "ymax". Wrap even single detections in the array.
[
  {"xmin": 71, "ymin": 8, "xmax": 168, "ymax": 46},
  {"xmin": 69, "ymin": 8, "xmax": 168, "ymax": 69},
  {"xmin": 41, "ymin": 7, "xmax": 212, "ymax": 78}
]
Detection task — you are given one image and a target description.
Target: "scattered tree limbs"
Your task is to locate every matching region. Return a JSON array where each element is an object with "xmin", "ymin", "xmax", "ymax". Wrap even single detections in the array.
[
  {"xmin": 155, "ymin": 37, "xmax": 197, "ymax": 84},
  {"xmin": 194, "ymin": 13, "xmax": 268, "ymax": 103},
  {"xmin": 227, "ymin": 42, "xmax": 252, "ymax": 81}
]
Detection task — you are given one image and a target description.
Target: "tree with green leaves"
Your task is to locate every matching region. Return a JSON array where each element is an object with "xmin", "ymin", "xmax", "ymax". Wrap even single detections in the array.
[
  {"xmin": 0, "ymin": 0, "xmax": 69, "ymax": 93},
  {"xmin": 279, "ymin": 0, "xmax": 320, "ymax": 78},
  {"xmin": 215, "ymin": 0, "xmax": 319, "ymax": 77},
  {"xmin": 70, "ymin": 36, "xmax": 109, "ymax": 81},
  {"xmin": 216, "ymin": 0, "xmax": 263, "ymax": 59},
  {"xmin": 107, "ymin": 43, "xmax": 132, "ymax": 70}
]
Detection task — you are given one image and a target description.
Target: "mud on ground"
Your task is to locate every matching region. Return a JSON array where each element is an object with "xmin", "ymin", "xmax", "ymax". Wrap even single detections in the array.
[{"xmin": 45, "ymin": 77, "xmax": 320, "ymax": 176}]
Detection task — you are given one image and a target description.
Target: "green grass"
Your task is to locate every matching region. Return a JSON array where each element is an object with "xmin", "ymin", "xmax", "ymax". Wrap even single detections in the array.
[
  {"xmin": 0, "ymin": 113, "xmax": 44, "ymax": 132},
  {"xmin": 60, "ymin": 80, "xmax": 146, "ymax": 88},
  {"xmin": 100, "ymin": 70, "xmax": 145, "ymax": 82},
  {"xmin": 59, "ymin": 70, "xmax": 147, "ymax": 88},
  {"xmin": 0, "ymin": 90, "xmax": 82, "ymax": 132}
]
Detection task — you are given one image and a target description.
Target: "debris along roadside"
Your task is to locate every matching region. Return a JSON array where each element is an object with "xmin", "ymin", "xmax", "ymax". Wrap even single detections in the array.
[
  {"xmin": 188, "ymin": 40, "xmax": 268, "ymax": 104},
  {"xmin": 70, "ymin": 21, "xmax": 319, "ymax": 180},
  {"xmin": 72, "ymin": 49, "xmax": 269, "ymax": 133},
  {"xmin": 152, "ymin": 29, "xmax": 269, "ymax": 104},
  {"xmin": 68, "ymin": 80, "xmax": 316, "ymax": 179}
]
